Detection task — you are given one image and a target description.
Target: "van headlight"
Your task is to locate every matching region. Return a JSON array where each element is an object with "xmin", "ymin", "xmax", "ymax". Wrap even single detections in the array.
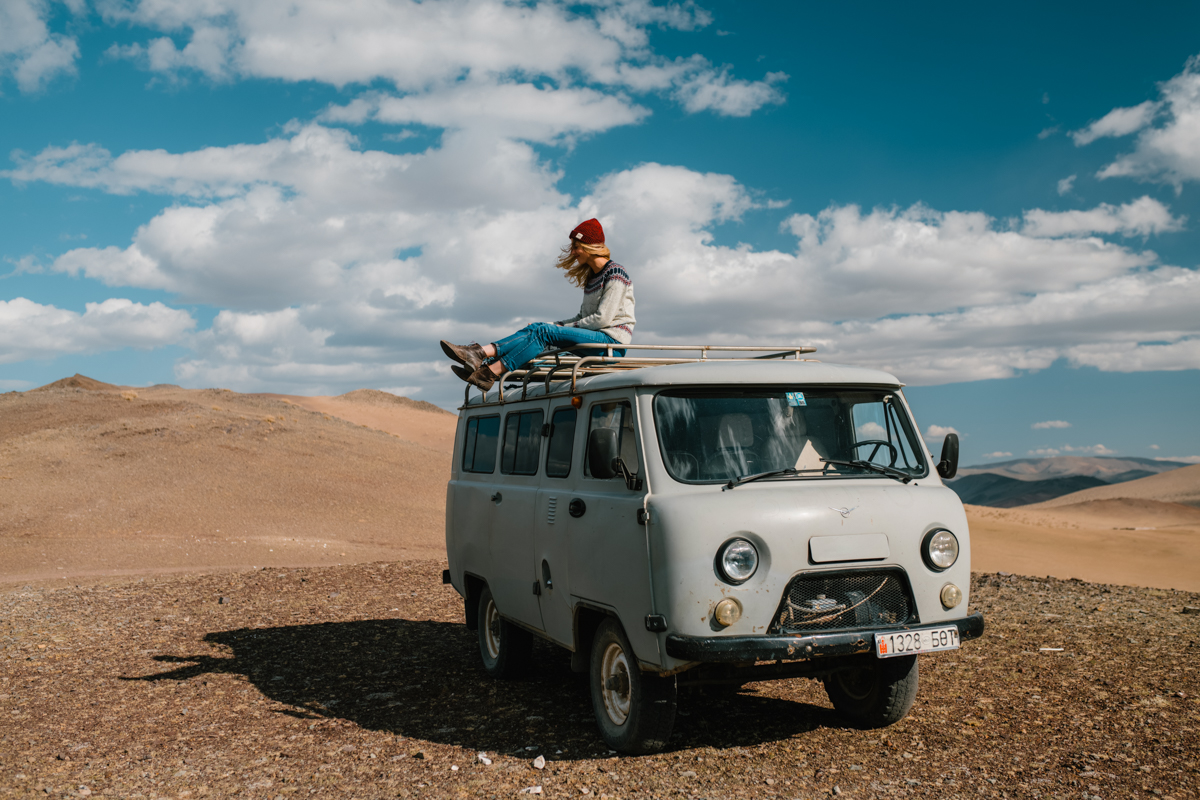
[
  {"xmin": 717, "ymin": 538, "xmax": 758, "ymax": 584},
  {"xmin": 922, "ymin": 529, "xmax": 959, "ymax": 571}
]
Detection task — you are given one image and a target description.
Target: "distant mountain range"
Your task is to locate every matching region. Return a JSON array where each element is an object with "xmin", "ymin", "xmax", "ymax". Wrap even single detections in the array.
[{"xmin": 948, "ymin": 456, "xmax": 1191, "ymax": 508}]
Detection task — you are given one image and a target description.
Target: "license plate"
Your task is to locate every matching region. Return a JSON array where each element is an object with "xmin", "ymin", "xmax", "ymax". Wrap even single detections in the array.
[{"xmin": 875, "ymin": 626, "xmax": 959, "ymax": 658}]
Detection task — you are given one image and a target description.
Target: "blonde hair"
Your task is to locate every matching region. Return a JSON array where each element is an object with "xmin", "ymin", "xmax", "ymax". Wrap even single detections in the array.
[{"xmin": 555, "ymin": 241, "xmax": 611, "ymax": 287}]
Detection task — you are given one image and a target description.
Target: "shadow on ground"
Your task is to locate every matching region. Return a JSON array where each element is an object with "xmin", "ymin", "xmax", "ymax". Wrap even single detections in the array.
[{"xmin": 128, "ymin": 618, "xmax": 844, "ymax": 755}]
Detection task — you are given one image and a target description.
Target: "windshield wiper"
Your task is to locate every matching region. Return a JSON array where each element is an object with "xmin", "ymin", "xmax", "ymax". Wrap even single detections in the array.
[
  {"xmin": 820, "ymin": 459, "xmax": 913, "ymax": 484},
  {"xmin": 723, "ymin": 467, "xmax": 824, "ymax": 491}
]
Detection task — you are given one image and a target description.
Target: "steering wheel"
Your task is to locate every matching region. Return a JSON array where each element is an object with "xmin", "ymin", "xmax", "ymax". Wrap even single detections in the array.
[{"xmin": 851, "ymin": 439, "xmax": 898, "ymax": 467}]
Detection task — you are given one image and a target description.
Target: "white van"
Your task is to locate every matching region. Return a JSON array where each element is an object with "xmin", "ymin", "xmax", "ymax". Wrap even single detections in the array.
[{"xmin": 443, "ymin": 344, "xmax": 984, "ymax": 754}]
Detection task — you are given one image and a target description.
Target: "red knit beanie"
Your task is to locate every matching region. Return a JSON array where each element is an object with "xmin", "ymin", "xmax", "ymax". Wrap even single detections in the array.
[{"xmin": 569, "ymin": 218, "xmax": 604, "ymax": 245}]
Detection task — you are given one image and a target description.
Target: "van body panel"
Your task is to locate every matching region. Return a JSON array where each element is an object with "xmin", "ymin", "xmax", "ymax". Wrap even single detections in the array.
[
  {"xmin": 488, "ymin": 472, "xmax": 544, "ymax": 630},
  {"xmin": 567, "ymin": 486, "xmax": 659, "ymax": 664}
]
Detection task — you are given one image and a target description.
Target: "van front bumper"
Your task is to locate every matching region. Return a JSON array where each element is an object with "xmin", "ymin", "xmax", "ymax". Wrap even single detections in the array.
[{"xmin": 664, "ymin": 613, "xmax": 985, "ymax": 663}]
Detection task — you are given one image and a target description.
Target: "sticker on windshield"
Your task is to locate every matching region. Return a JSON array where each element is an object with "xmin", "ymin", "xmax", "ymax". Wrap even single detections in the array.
[{"xmin": 786, "ymin": 392, "xmax": 807, "ymax": 407}]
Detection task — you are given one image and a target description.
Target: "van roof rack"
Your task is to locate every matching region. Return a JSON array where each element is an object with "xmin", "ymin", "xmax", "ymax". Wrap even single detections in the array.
[{"xmin": 463, "ymin": 343, "xmax": 818, "ymax": 407}]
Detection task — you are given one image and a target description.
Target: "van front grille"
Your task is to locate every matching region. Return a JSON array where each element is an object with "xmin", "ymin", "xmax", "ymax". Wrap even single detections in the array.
[{"xmin": 770, "ymin": 569, "xmax": 914, "ymax": 634}]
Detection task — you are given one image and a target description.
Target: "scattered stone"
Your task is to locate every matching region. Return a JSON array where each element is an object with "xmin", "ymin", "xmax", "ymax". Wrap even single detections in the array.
[
  {"xmin": 520, "ymin": 787, "xmax": 543, "ymax": 795},
  {"xmin": 1182, "ymin": 606, "xmax": 1200, "ymax": 615},
  {"xmin": 477, "ymin": 752, "xmax": 492, "ymax": 766},
  {"xmin": 533, "ymin": 755, "xmax": 546, "ymax": 769},
  {"xmin": 218, "ymin": 597, "xmax": 229, "ymax": 604},
  {"xmin": 680, "ymin": 770, "xmax": 696, "ymax": 778}
]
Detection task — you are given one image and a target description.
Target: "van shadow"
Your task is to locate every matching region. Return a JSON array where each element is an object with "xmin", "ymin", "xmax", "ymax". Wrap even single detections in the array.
[{"xmin": 130, "ymin": 618, "xmax": 844, "ymax": 756}]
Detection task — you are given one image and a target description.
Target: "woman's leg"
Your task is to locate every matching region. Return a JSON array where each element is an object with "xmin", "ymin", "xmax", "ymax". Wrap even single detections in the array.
[{"xmin": 492, "ymin": 323, "xmax": 623, "ymax": 373}]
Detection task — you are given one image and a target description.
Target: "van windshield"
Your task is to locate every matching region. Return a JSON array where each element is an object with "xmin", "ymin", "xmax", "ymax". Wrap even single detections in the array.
[{"xmin": 654, "ymin": 388, "xmax": 928, "ymax": 484}]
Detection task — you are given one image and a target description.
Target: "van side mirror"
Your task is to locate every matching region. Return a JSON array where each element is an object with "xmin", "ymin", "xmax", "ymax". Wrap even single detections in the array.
[
  {"xmin": 936, "ymin": 433, "xmax": 959, "ymax": 480},
  {"xmin": 588, "ymin": 428, "xmax": 620, "ymax": 479}
]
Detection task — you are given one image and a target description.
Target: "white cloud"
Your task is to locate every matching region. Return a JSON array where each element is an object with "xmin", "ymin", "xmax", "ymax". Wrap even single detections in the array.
[
  {"xmin": 1078, "ymin": 57, "xmax": 1200, "ymax": 187},
  {"xmin": 981, "ymin": 451, "xmax": 1012, "ymax": 459},
  {"xmin": 8, "ymin": 124, "xmax": 1200, "ymax": 398},
  {"xmin": 1022, "ymin": 196, "xmax": 1184, "ymax": 238},
  {"xmin": 1061, "ymin": 444, "xmax": 1116, "ymax": 456},
  {"xmin": 1027, "ymin": 443, "xmax": 1116, "ymax": 457},
  {"xmin": 1148, "ymin": 444, "xmax": 1160, "ymax": 450},
  {"xmin": 1071, "ymin": 100, "xmax": 1160, "ymax": 146},
  {"xmin": 1056, "ymin": 174, "xmax": 1076, "ymax": 195},
  {"xmin": 1157, "ymin": 455, "xmax": 1200, "ymax": 464},
  {"xmin": 924, "ymin": 424, "xmax": 960, "ymax": 440},
  {"xmin": 98, "ymin": 0, "xmax": 786, "ymax": 137},
  {"xmin": 0, "ymin": 297, "xmax": 195, "ymax": 363},
  {"xmin": 0, "ymin": 0, "xmax": 81, "ymax": 93},
  {"xmin": 673, "ymin": 68, "xmax": 786, "ymax": 117},
  {"xmin": 1032, "ymin": 420, "xmax": 1071, "ymax": 429},
  {"xmin": 322, "ymin": 81, "xmax": 651, "ymax": 143}
]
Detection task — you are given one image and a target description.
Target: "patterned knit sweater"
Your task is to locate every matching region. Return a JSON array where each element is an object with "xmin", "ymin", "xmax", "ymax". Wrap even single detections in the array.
[{"xmin": 555, "ymin": 261, "xmax": 636, "ymax": 344}]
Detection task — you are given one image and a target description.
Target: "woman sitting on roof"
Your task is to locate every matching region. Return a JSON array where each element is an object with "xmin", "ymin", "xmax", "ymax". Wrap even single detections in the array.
[{"xmin": 440, "ymin": 218, "xmax": 636, "ymax": 392}]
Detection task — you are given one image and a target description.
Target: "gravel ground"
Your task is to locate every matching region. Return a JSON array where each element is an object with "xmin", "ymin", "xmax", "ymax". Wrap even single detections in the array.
[{"xmin": 2, "ymin": 563, "xmax": 1198, "ymax": 799}]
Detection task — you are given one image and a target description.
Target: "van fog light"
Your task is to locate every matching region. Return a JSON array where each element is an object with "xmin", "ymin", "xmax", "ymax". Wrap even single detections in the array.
[
  {"xmin": 940, "ymin": 583, "xmax": 963, "ymax": 609},
  {"xmin": 714, "ymin": 598, "xmax": 742, "ymax": 627}
]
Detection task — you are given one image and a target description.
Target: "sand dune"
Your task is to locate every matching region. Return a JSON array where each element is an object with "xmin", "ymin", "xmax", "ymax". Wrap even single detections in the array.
[
  {"xmin": 966, "ymin": 499, "xmax": 1200, "ymax": 591},
  {"xmin": 0, "ymin": 377, "xmax": 456, "ymax": 587},
  {"xmin": 254, "ymin": 389, "xmax": 456, "ymax": 452},
  {"xmin": 4, "ymin": 374, "xmax": 1197, "ymax": 592},
  {"xmin": 1029, "ymin": 462, "xmax": 1200, "ymax": 508}
]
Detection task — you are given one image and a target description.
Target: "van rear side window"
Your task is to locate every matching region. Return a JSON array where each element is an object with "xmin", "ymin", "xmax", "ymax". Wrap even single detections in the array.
[
  {"xmin": 462, "ymin": 415, "xmax": 500, "ymax": 473},
  {"xmin": 501, "ymin": 410, "xmax": 544, "ymax": 475}
]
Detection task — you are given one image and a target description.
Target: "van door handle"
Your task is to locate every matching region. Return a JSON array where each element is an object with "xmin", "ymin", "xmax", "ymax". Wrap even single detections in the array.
[
  {"xmin": 568, "ymin": 499, "xmax": 586, "ymax": 517},
  {"xmin": 491, "ymin": 492, "xmax": 502, "ymax": 504}
]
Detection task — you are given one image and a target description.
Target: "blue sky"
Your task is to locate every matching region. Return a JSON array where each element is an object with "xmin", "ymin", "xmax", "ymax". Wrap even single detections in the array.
[{"xmin": 2, "ymin": 0, "xmax": 1199, "ymax": 465}]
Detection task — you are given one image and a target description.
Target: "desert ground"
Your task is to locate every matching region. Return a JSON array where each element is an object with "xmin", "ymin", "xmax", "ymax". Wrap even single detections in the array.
[{"xmin": 2, "ymin": 376, "xmax": 1198, "ymax": 798}]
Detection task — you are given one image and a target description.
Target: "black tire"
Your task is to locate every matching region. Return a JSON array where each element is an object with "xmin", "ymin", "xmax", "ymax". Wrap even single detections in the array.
[
  {"xmin": 477, "ymin": 585, "xmax": 532, "ymax": 679},
  {"xmin": 823, "ymin": 655, "xmax": 918, "ymax": 728},
  {"xmin": 589, "ymin": 617, "xmax": 677, "ymax": 754}
]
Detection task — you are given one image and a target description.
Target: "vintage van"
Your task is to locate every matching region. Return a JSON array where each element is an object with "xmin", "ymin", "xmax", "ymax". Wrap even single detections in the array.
[{"xmin": 443, "ymin": 344, "xmax": 984, "ymax": 754}]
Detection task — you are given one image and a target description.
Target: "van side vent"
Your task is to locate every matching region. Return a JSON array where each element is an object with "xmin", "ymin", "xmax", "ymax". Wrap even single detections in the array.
[{"xmin": 547, "ymin": 496, "xmax": 557, "ymax": 525}]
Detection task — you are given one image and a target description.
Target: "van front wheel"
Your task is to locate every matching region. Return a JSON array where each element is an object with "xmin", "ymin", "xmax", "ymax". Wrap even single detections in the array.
[
  {"xmin": 477, "ymin": 585, "xmax": 532, "ymax": 679},
  {"xmin": 589, "ymin": 618, "xmax": 676, "ymax": 754},
  {"xmin": 823, "ymin": 655, "xmax": 918, "ymax": 728}
]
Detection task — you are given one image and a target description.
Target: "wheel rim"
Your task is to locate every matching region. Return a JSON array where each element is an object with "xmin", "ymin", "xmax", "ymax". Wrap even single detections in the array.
[
  {"xmin": 836, "ymin": 667, "xmax": 877, "ymax": 701},
  {"xmin": 483, "ymin": 598, "xmax": 501, "ymax": 660},
  {"xmin": 600, "ymin": 641, "xmax": 632, "ymax": 725}
]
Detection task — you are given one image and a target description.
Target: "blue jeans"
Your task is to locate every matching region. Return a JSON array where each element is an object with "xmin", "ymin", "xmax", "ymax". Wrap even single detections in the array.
[{"xmin": 493, "ymin": 322, "xmax": 625, "ymax": 371}]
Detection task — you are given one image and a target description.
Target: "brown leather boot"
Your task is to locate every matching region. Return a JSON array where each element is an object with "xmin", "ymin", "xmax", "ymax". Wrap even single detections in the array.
[
  {"xmin": 452, "ymin": 363, "xmax": 496, "ymax": 392},
  {"xmin": 440, "ymin": 340, "xmax": 487, "ymax": 371}
]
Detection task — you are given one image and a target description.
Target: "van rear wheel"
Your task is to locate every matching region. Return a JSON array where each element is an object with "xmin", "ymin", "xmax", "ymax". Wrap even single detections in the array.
[
  {"xmin": 477, "ymin": 585, "xmax": 532, "ymax": 679},
  {"xmin": 823, "ymin": 655, "xmax": 918, "ymax": 728},
  {"xmin": 589, "ymin": 618, "xmax": 676, "ymax": 754}
]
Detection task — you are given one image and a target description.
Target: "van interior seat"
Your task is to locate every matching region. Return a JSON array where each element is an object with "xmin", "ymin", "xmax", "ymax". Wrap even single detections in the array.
[{"xmin": 716, "ymin": 413, "xmax": 754, "ymax": 449}]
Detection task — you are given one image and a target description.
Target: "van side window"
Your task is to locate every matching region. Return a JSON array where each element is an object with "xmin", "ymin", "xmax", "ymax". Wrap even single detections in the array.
[
  {"xmin": 545, "ymin": 407, "xmax": 578, "ymax": 478},
  {"xmin": 585, "ymin": 401, "xmax": 639, "ymax": 477},
  {"xmin": 501, "ymin": 409, "xmax": 545, "ymax": 475},
  {"xmin": 462, "ymin": 415, "xmax": 500, "ymax": 473}
]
